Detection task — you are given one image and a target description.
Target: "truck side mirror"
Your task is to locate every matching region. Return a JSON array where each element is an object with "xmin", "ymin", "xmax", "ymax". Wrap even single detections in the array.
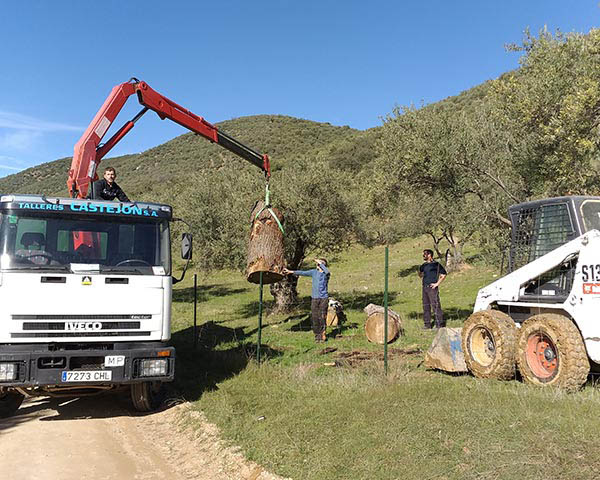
[{"xmin": 181, "ymin": 233, "xmax": 192, "ymax": 260}]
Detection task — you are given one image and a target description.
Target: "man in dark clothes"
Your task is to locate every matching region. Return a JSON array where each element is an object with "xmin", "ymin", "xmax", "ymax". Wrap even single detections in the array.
[
  {"xmin": 283, "ymin": 258, "xmax": 330, "ymax": 343},
  {"xmin": 90, "ymin": 167, "xmax": 129, "ymax": 202},
  {"xmin": 418, "ymin": 249, "xmax": 447, "ymax": 329}
]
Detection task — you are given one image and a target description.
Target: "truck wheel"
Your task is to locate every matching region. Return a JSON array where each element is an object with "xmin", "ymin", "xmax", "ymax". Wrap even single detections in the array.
[
  {"xmin": 516, "ymin": 314, "xmax": 589, "ymax": 391},
  {"xmin": 130, "ymin": 381, "xmax": 166, "ymax": 412},
  {"xmin": 462, "ymin": 310, "xmax": 516, "ymax": 380},
  {"xmin": 0, "ymin": 389, "xmax": 24, "ymax": 418}
]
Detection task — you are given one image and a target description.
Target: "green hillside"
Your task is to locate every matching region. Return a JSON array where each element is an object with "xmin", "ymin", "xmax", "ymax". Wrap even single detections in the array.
[
  {"xmin": 0, "ymin": 115, "xmax": 369, "ymax": 200},
  {"xmin": 0, "ymin": 114, "xmax": 385, "ymax": 276}
]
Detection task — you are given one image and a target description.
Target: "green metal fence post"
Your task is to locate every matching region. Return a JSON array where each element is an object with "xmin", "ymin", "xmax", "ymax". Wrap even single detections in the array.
[
  {"xmin": 193, "ymin": 273, "xmax": 198, "ymax": 350},
  {"xmin": 384, "ymin": 246, "xmax": 389, "ymax": 375},
  {"xmin": 257, "ymin": 271, "xmax": 263, "ymax": 363}
]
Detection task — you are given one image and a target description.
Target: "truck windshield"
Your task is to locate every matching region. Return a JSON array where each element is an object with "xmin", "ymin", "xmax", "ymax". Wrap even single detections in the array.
[{"xmin": 0, "ymin": 211, "xmax": 170, "ymax": 275}]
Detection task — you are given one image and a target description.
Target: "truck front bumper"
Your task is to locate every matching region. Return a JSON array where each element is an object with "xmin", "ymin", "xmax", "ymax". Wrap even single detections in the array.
[{"xmin": 0, "ymin": 342, "xmax": 175, "ymax": 387}]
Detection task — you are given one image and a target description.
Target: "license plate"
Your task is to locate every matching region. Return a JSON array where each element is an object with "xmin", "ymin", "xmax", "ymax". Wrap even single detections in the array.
[
  {"xmin": 61, "ymin": 370, "xmax": 112, "ymax": 382},
  {"xmin": 105, "ymin": 355, "xmax": 125, "ymax": 367}
]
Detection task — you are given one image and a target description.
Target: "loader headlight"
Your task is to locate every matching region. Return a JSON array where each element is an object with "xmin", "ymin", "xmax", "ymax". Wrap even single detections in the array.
[
  {"xmin": 139, "ymin": 359, "xmax": 168, "ymax": 377},
  {"xmin": 0, "ymin": 363, "xmax": 18, "ymax": 382}
]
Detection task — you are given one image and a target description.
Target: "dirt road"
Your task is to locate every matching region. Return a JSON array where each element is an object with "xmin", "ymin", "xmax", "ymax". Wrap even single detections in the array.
[{"xmin": 0, "ymin": 392, "xmax": 284, "ymax": 480}]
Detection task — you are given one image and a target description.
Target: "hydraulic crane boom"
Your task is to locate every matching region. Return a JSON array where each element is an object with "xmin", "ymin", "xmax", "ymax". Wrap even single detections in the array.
[{"xmin": 68, "ymin": 78, "xmax": 271, "ymax": 199}]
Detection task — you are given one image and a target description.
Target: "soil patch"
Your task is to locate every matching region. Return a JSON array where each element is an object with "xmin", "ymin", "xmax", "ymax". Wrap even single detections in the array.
[{"xmin": 333, "ymin": 347, "xmax": 422, "ymax": 366}]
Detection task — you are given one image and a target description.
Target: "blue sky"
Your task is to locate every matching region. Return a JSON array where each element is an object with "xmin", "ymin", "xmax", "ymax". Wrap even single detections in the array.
[{"xmin": 0, "ymin": 1, "xmax": 598, "ymax": 180}]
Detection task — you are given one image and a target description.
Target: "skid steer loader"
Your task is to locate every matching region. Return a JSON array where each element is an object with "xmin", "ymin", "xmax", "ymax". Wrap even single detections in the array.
[{"xmin": 462, "ymin": 196, "xmax": 600, "ymax": 390}]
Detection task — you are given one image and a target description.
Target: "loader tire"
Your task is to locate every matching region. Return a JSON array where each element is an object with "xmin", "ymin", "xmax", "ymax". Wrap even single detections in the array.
[
  {"xmin": 0, "ymin": 389, "xmax": 24, "ymax": 418},
  {"xmin": 462, "ymin": 310, "xmax": 516, "ymax": 380},
  {"xmin": 516, "ymin": 314, "xmax": 589, "ymax": 391}
]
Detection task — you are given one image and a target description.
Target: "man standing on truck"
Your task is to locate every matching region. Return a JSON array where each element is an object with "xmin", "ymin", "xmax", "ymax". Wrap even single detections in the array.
[
  {"xmin": 283, "ymin": 258, "xmax": 330, "ymax": 343},
  {"xmin": 418, "ymin": 249, "xmax": 447, "ymax": 329},
  {"xmin": 89, "ymin": 167, "xmax": 129, "ymax": 202}
]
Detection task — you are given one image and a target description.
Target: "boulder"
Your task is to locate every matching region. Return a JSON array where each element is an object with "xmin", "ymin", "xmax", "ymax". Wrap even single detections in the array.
[{"xmin": 424, "ymin": 327, "xmax": 467, "ymax": 372}]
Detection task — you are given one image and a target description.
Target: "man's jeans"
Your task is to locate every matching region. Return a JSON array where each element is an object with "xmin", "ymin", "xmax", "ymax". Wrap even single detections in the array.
[
  {"xmin": 311, "ymin": 298, "xmax": 328, "ymax": 338},
  {"xmin": 422, "ymin": 285, "xmax": 444, "ymax": 328}
]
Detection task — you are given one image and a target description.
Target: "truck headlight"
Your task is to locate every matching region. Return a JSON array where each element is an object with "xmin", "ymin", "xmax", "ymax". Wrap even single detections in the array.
[
  {"xmin": 0, "ymin": 363, "xmax": 18, "ymax": 382},
  {"xmin": 139, "ymin": 359, "xmax": 168, "ymax": 377}
]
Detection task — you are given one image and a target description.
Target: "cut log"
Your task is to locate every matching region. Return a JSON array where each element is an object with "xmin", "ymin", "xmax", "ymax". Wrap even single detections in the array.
[
  {"xmin": 365, "ymin": 313, "xmax": 400, "ymax": 344},
  {"xmin": 326, "ymin": 308, "xmax": 340, "ymax": 327},
  {"xmin": 326, "ymin": 307, "xmax": 346, "ymax": 327},
  {"xmin": 326, "ymin": 298, "xmax": 344, "ymax": 327},
  {"xmin": 363, "ymin": 304, "xmax": 404, "ymax": 344},
  {"xmin": 246, "ymin": 201, "xmax": 285, "ymax": 284}
]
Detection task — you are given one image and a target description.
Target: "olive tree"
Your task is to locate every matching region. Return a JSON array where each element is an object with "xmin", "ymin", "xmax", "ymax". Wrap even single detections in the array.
[
  {"xmin": 180, "ymin": 155, "xmax": 361, "ymax": 313},
  {"xmin": 490, "ymin": 28, "xmax": 600, "ymax": 196},
  {"xmin": 375, "ymin": 29, "xmax": 600, "ymax": 266},
  {"xmin": 375, "ymin": 101, "xmax": 515, "ymax": 269}
]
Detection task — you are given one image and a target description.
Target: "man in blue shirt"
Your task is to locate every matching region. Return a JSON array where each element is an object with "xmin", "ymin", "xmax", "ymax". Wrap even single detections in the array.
[
  {"xmin": 418, "ymin": 249, "xmax": 447, "ymax": 329},
  {"xmin": 283, "ymin": 258, "xmax": 330, "ymax": 343}
]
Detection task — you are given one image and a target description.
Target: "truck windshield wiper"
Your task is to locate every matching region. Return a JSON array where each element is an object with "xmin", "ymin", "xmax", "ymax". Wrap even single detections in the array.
[
  {"xmin": 99, "ymin": 266, "xmax": 145, "ymax": 274},
  {"xmin": 2, "ymin": 265, "xmax": 71, "ymax": 272}
]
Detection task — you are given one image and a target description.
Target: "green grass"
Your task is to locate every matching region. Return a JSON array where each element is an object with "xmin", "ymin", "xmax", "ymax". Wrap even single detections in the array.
[{"xmin": 168, "ymin": 239, "xmax": 600, "ymax": 480}]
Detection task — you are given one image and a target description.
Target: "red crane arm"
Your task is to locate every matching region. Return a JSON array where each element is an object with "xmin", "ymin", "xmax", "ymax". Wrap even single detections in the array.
[{"xmin": 68, "ymin": 79, "xmax": 271, "ymax": 199}]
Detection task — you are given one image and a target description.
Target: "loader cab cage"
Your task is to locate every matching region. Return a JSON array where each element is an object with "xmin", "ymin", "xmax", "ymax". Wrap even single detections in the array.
[
  {"xmin": 508, "ymin": 196, "xmax": 600, "ymax": 302},
  {"xmin": 509, "ymin": 201, "xmax": 576, "ymax": 272}
]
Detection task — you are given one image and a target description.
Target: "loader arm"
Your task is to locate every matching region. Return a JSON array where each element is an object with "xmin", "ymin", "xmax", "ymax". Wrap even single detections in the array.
[
  {"xmin": 68, "ymin": 78, "xmax": 270, "ymax": 199},
  {"xmin": 472, "ymin": 229, "xmax": 600, "ymax": 362},
  {"xmin": 473, "ymin": 230, "xmax": 600, "ymax": 312}
]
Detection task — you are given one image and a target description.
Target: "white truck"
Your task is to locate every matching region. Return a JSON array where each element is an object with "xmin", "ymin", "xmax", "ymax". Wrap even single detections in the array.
[
  {"xmin": 0, "ymin": 194, "xmax": 191, "ymax": 416},
  {"xmin": 461, "ymin": 196, "xmax": 600, "ymax": 390},
  {"xmin": 0, "ymin": 78, "xmax": 271, "ymax": 417}
]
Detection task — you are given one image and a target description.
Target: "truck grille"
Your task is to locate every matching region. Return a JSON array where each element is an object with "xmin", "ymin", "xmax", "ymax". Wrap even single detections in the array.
[
  {"xmin": 22, "ymin": 322, "xmax": 141, "ymax": 330},
  {"xmin": 10, "ymin": 314, "xmax": 153, "ymax": 338},
  {"xmin": 12, "ymin": 332, "xmax": 151, "ymax": 338}
]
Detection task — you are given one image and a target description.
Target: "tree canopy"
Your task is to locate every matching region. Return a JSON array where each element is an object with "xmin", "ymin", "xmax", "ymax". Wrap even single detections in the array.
[{"xmin": 375, "ymin": 28, "xmax": 600, "ymax": 266}]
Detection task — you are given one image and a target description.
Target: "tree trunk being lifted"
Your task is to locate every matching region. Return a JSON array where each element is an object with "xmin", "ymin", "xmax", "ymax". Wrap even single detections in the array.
[
  {"xmin": 269, "ymin": 237, "xmax": 306, "ymax": 314},
  {"xmin": 246, "ymin": 201, "xmax": 285, "ymax": 284}
]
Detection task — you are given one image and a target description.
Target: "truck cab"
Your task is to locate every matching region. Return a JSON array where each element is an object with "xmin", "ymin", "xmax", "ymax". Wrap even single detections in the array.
[{"xmin": 0, "ymin": 194, "xmax": 185, "ymax": 416}]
